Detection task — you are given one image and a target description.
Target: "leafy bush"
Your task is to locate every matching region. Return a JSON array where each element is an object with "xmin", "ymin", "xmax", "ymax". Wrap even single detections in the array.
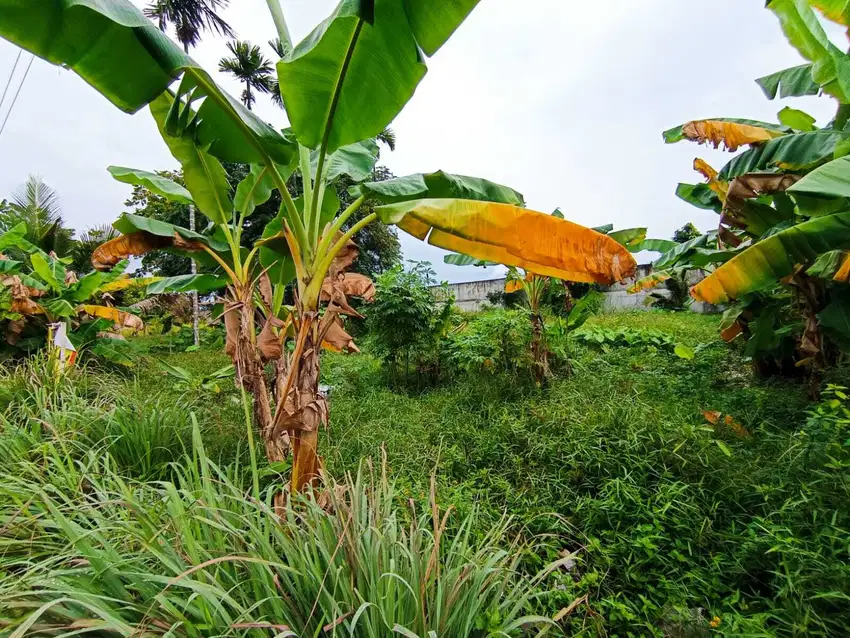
[
  {"xmin": 367, "ymin": 262, "xmax": 455, "ymax": 387},
  {"xmin": 444, "ymin": 309, "xmax": 531, "ymax": 376}
]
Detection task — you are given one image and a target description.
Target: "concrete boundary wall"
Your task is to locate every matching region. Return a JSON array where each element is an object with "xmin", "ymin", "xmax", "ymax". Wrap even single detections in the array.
[{"xmin": 431, "ymin": 265, "xmax": 720, "ymax": 313}]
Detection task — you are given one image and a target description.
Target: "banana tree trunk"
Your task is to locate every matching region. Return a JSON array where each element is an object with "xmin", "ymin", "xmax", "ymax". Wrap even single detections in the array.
[
  {"xmin": 225, "ymin": 285, "xmax": 280, "ymax": 460},
  {"xmin": 290, "ymin": 321, "xmax": 324, "ymax": 492},
  {"xmin": 530, "ymin": 312, "xmax": 549, "ymax": 385}
]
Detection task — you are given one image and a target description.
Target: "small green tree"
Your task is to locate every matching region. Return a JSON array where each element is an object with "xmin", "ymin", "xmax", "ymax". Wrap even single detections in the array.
[
  {"xmin": 673, "ymin": 222, "xmax": 700, "ymax": 244},
  {"xmin": 368, "ymin": 262, "xmax": 449, "ymax": 385}
]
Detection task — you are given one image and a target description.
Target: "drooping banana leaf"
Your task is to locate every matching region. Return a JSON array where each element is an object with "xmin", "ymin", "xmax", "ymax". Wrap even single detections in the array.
[
  {"xmin": 92, "ymin": 214, "xmax": 227, "ymax": 271},
  {"xmin": 377, "ymin": 198, "xmax": 637, "ymax": 285},
  {"xmin": 277, "ymin": 0, "xmax": 482, "ymax": 153},
  {"xmin": 0, "ymin": 0, "xmax": 295, "ymax": 166},
  {"xmin": 807, "ymin": 249, "xmax": 850, "ymax": 280},
  {"xmin": 819, "ymin": 290, "xmax": 850, "ymax": 348},
  {"xmin": 107, "ymin": 167, "xmax": 193, "ymax": 204},
  {"xmin": 756, "ymin": 63, "xmax": 820, "ymax": 99},
  {"xmin": 718, "ymin": 130, "xmax": 844, "ymax": 180},
  {"xmin": 0, "ymin": 259, "xmax": 22, "ymax": 274},
  {"xmin": 692, "ymin": 212, "xmax": 850, "ymax": 303},
  {"xmin": 768, "ymin": 0, "xmax": 850, "ymax": 102},
  {"xmin": 234, "ymin": 165, "xmax": 276, "ymax": 218},
  {"xmin": 352, "ymin": 170, "xmax": 525, "ymax": 206}
]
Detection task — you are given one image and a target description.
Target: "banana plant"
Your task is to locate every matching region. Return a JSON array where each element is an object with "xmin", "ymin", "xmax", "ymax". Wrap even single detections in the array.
[
  {"xmin": 445, "ymin": 220, "xmax": 645, "ymax": 383},
  {"xmin": 659, "ymin": 0, "xmax": 850, "ymax": 391},
  {"xmin": 0, "ymin": 223, "xmax": 151, "ymax": 365},
  {"xmin": 0, "ymin": 0, "xmax": 637, "ymax": 492}
]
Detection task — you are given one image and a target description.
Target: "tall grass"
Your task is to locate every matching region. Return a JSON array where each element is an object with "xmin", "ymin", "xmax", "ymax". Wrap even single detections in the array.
[{"xmin": 0, "ymin": 424, "xmax": 555, "ymax": 637}]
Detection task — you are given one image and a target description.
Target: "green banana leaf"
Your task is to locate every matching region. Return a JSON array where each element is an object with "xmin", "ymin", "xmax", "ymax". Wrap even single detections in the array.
[
  {"xmin": 653, "ymin": 234, "xmax": 710, "ymax": 270},
  {"xmin": 234, "ymin": 165, "xmax": 275, "ymax": 218},
  {"xmin": 777, "ymin": 106, "xmax": 816, "ymax": 131},
  {"xmin": 756, "ymin": 63, "xmax": 820, "ymax": 99},
  {"xmin": 632, "ymin": 239, "xmax": 678, "ymax": 254},
  {"xmin": 692, "ymin": 212, "xmax": 850, "ymax": 303},
  {"xmin": 147, "ymin": 274, "xmax": 228, "ymax": 294},
  {"xmin": 443, "ymin": 253, "xmax": 498, "ymax": 267},
  {"xmin": 150, "ymin": 93, "xmax": 232, "ymax": 226},
  {"xmin": 608, "ymin": 228, "xmax": 648, "ymax": 249},
  {"xmin": 676, "ymin": 183, "xmax": 722, "ymax": 212},
  {"xmin": 718, "ymin": 130, "xmax": 843, "ymax": 180},
  {"xmin": 277, "ymin": 0, "xmax": 481, "ymax": 153},
  {"xmin": 0, "ymin": 0, "xmax": 294, "ymax": 166},
  {"xmin": 30, "ymin": 253, "xmax": 64, "ymax": 293},
  {"xmin": 311, "ymin": 139, "xmax": 379, "ymax": 182},
  {"xmin": 768, "ymin": 0, "xmax": 850, "ymax": 102},
  {"xmin": 352, "ymin": 170, "xmax": 525, "ymax": 206},
  {"xmin": 819, "ymin": 290, "xmax": 850, "ymax": 348},
  {"xmin": 787, "ymin": 155, "xmax": 850, "ymax": 198},
  {"xmin": 107, "ymin": 166, "xmax": 193, "ymax": 204},
  {"xmin": 0, "ymin": 259, "xmax": 21, "ymax": 274}
]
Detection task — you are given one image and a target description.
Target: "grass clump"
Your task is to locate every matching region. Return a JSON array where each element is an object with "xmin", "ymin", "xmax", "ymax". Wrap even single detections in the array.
[{"xmin": 0, "ymin": 422, "xmax": 555, "ymax": 637}]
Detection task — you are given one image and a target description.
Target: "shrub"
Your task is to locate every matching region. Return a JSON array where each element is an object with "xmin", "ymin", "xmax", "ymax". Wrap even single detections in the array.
[
  {"xmin": 444, "ymin": 309, "xmax": 531, "ymax": 376},
  {"xmin": 367, "ymin": 262, "xmax": 455, "ymax": 387}
]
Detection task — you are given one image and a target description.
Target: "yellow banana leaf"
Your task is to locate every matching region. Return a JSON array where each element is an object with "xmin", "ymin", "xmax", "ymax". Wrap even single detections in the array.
[
  {"xmin": 92, "ymin": 232, "xmax": 175, "ymax": 271},
  {"xmin": 692, "ymin": 212, "xmax": 850, "ymax": 303},
  {"xmin": 79, "ymin": 305, "xmax": 144, "ymax": 331},
  {"xmin": 380, "ymin": 199, "xmax": 636, "ymax": 285},
  {"xmin": 627, "ymin": 271, "xmax": 671, "ymax": 294},
  {"xmin": 99, "ymin": 276, "xmax": 163, "ymax": 292},
  {"xmin": 682, "ymin": 120, "xmax": 785, "ymax": 152},
  {"xmin": 693, "ymin": 158, "xmax": 728, "ymax": 200}
]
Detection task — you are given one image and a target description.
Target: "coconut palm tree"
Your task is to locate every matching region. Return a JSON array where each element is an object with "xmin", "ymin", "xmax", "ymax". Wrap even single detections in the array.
[
  {"xmin": 218, "ymin": 40, "xmax": 274, "ymax": 110},
  {"xmin": 144, "ymin": 0, "xmax": 234, "ymax": 53},
  {"xmin": 0, "ymin": 175, "xmax": 74, "ymax": 257}
]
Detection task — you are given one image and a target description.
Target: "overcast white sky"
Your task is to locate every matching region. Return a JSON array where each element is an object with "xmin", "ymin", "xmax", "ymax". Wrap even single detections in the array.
[{"xmin": 0, "ymin": 0, "xmax": 842, "ymax": 282}]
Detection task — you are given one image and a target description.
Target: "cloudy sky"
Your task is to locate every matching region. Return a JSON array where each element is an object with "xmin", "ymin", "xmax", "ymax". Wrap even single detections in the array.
[{"xmin": 0, "ymin": 0, "xmax": 842, "ymax": 282}]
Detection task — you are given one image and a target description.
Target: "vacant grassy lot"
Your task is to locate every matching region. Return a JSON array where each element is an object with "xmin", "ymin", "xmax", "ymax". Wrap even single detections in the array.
[{"xmin": 3, "ymin": 310, "xmax": 849, "ymax": 636}]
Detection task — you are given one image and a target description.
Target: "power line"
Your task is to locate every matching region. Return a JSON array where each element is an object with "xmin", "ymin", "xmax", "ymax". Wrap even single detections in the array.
[
  {"xmin": 0, "ymin": 54, "xmax": 34, "ymax": 140},
  {"xmin": 0, "ymin": 50, "xmax": 22, "ymax": 114}
]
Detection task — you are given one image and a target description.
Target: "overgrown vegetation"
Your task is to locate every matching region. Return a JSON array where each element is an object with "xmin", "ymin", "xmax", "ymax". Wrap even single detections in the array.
[{"xmin": 2, "ymin": 309, "xmax": 847, "ymax": 635}]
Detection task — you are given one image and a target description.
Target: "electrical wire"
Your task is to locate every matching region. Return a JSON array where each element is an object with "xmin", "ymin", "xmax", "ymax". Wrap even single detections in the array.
[
  {"xmin": 0, "ymin": 54, "xmax": 34, "ymax": 140},
  {"xmin": 0, "ymin": 50, "xmax": 22, "ymax": 114}
]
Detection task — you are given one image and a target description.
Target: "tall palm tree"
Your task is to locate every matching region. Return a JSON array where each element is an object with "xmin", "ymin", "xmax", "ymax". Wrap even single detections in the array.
[
  {"xmin": 218, "ymin": 40, "xmax": 274, "ymax": 110},
  {"xmin": 144, "ymin": 0, "xmax": 234, "ymax": 54},
  {"xmin": 0, "ymin": 175, "xmax": 74, "ymax": 257}
]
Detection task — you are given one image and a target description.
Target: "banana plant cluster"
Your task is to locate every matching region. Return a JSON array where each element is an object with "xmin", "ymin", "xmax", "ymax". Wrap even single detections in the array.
[
  {"xmin": 0, "ymin": 0, "xmax": 637, "ymax": 493},
  {"xmin": 0, "ymin": 223, "xmax": 148, "ymax": 366},
  {"xmin": 653, "ymin": 0, "xmax": 850, "ymax": 389}
]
